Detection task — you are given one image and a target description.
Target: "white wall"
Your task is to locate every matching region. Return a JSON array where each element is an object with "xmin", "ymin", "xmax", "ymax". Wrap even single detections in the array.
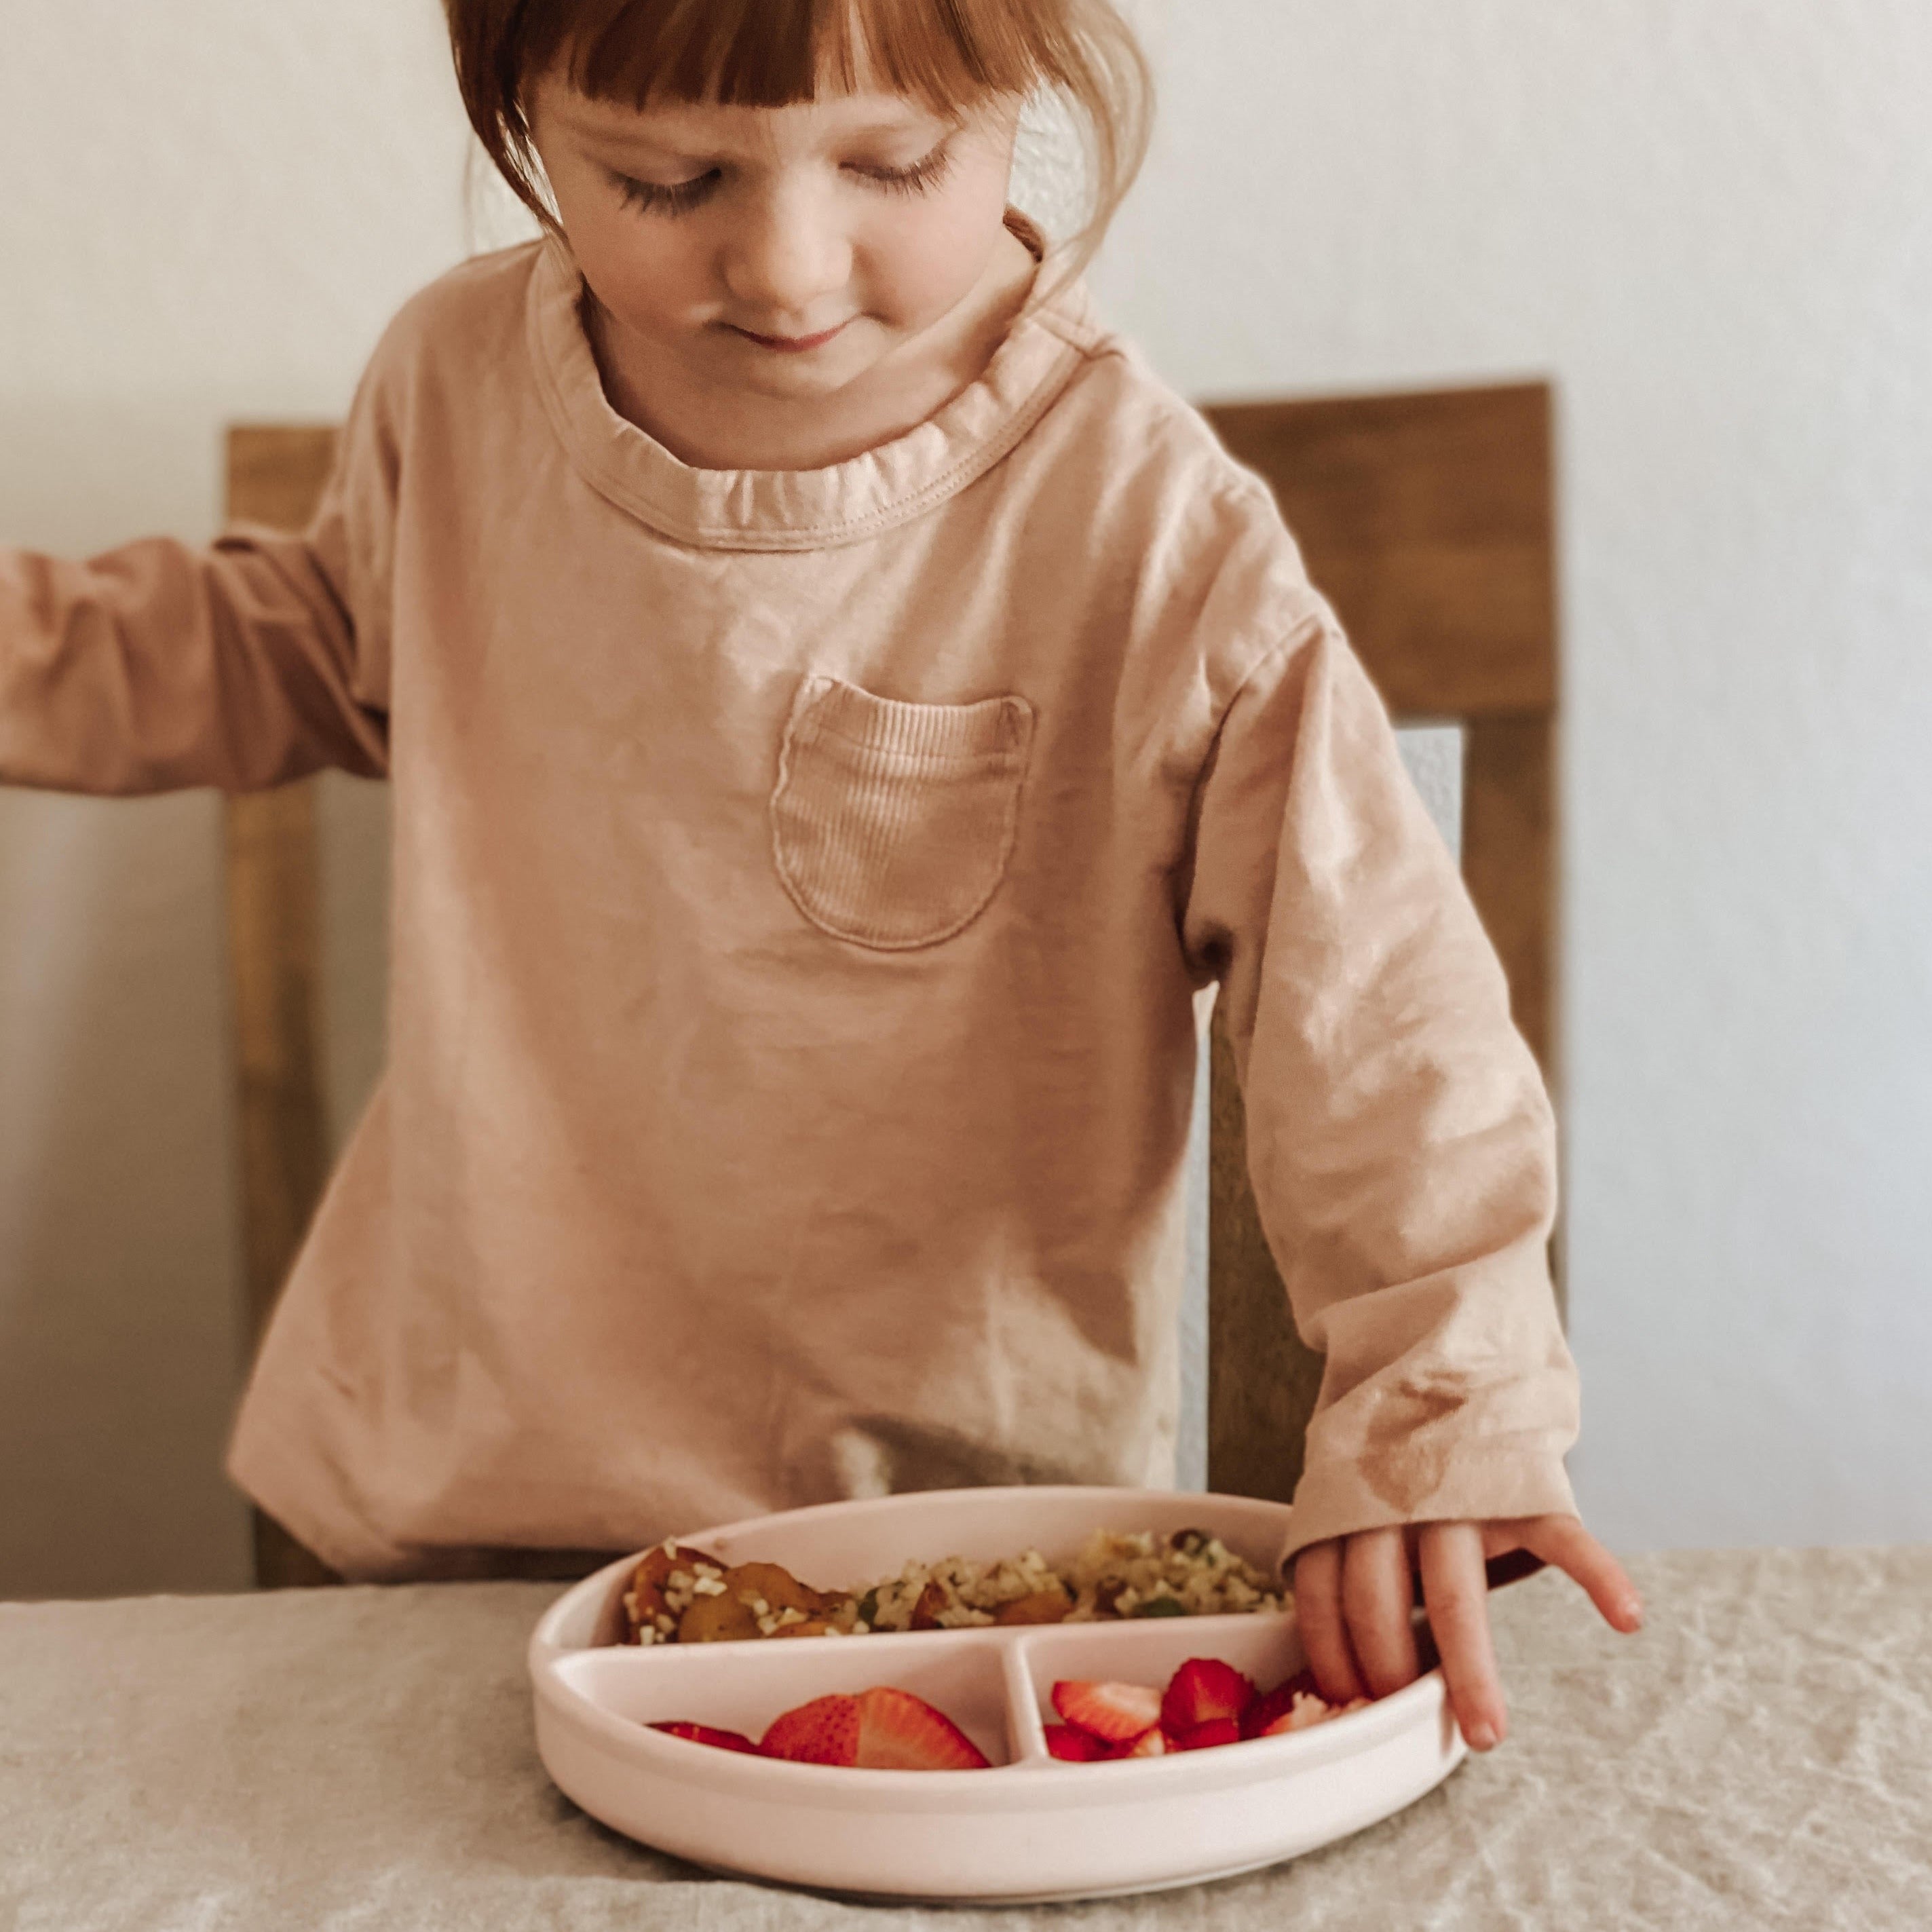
[{"xmin": 3, "ymin": 1, "xmax": 1928, "ymax": 1595}]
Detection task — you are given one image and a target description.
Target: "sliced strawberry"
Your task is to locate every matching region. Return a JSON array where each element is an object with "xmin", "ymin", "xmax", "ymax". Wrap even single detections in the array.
[
  {"xmin": 1120, "ymin": 1726, "xmax": 1169, "ymax": 1758},
  {"xmin": 853, "ymin": 1686, "xmax": 991, "ymax": 1770},
  {"xmin": 649, "ymin": 1721, "xmax": 760, "ymax": 1754},
  {"xmin": 1242, "ymin": 1668, "xmax": 1319, "ymax": 1739},
  {"xmin": 1171, "ymin": 1717, "xmax": 1243, "ymax": 1751},
  {"xmin": 1050, "ymin": 1679, "xmax": 1164, "ymax": 1744},
  {"xmin": 1257, "ymin": 1690, "xmax": 1367, "ymax": 1737},
  {"xmin": 760, "ymin": 1693, "xmax": 861, "ymax": 1765},
  {"xmin": 761, "ymin": 1689, "xmax": 990, "ymax": 1770},
  {"xmin": 1160, "ymin": 1657, "xmax": 1257, "ymax": 1735},
  {"xmin": 1044, "ymin": 1724, "xmax": 1113, "ymax": 1762}
]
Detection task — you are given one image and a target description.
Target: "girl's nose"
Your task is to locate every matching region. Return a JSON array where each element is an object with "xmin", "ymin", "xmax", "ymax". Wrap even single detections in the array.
[{"xmin": 719, "ymin": 179, "xmax": 852, "ymax": 325}]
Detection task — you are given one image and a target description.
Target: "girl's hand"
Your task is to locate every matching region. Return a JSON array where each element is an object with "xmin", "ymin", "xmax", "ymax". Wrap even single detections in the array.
[{"xmin": 1291, "ymin": 1515, "xmax": 1644, "ymax": 1751}]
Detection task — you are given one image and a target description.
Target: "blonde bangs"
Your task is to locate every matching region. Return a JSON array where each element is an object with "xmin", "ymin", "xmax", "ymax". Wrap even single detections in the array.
[{"xmin": 447, "ymin": 0, "xmax": 1152, "ymax": 284}]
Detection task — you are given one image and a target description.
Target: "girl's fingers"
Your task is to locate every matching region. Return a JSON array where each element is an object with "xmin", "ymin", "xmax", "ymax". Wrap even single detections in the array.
[
  {"xmin": 1340, "ymin": 1526, "xmax": 1421, "ymax": 1697},
  {"xmin": 1419, "ymin": 1521, "xmax": 1507, "ymax": 1750},
  {"xmin": 1298, "ymin": 1514, "xmax": 1642, "ymax": 1756},
  {"xmin": 1292, "ymin": 1540, "xmax": 1367, "ymax": 1705},
  {"xmin": 1515, "ymin": 1515, "xmax": 1646, "ymax": 1633}
]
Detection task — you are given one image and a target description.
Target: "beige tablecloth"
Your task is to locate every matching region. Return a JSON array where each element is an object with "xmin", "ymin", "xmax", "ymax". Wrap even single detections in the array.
[{"xmin": 2, "ymin": 1547, "xmax": 1927, "ymax": 1929}]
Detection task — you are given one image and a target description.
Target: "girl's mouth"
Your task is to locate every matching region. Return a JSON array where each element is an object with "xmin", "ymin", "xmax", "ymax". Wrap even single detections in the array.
[{"xmin": 734, "ymin": 320, "xmax": 850, "ymax": 353}]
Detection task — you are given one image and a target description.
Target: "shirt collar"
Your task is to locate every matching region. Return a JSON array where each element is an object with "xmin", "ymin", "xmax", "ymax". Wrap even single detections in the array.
[{"xmin": 524, "ymin": 209, "xmax": 1103, "ymax": 552}]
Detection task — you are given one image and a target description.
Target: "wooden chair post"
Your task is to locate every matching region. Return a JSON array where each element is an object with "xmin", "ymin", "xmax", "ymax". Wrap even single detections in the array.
[
  {"xmin": 223, "ymin": 425, "xmax": 343, "ymax": 1588},
  {"xmin": 1197, "ymin": 383, "xmax": 1561, "ymax": 1507}
]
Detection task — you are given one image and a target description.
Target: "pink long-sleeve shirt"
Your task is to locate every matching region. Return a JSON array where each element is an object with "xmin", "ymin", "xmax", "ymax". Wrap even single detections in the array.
[{"xmin": 1, "ymin": 217, "xmax": 1579, "ymax": 1579}]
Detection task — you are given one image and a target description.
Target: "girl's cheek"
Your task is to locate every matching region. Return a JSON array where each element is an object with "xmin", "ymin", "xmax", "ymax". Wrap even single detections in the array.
[
  {"xmin": 874, "ymin": 204, "xmax": 1007, "ymax": 316},
  {"xmin": 571, "ymin": 216, "xmax": 695, "ymax": 324}
]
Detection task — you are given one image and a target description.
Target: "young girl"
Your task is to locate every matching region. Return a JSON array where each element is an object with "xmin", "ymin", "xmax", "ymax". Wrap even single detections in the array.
[{"xmin": 0, "ymin": 0, "xmax": 1639, "ymax": 1749}]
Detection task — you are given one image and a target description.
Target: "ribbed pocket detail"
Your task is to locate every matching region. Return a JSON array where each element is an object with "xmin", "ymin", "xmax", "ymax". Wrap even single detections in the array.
[{"xmin": 771, "ymin": 675, "xmax": 1035, "ymax": 949}]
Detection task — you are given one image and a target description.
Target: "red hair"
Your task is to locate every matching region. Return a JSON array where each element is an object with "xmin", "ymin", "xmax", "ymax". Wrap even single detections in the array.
[{"xmin": 444, "ymin": 0, "xmax": 1154, "ymax": 284}]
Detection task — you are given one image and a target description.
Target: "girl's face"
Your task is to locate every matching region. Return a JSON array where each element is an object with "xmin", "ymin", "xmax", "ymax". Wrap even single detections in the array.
[{"xmin": 526, "ymin": 69, "xmax": 1032, "ymax": 464}]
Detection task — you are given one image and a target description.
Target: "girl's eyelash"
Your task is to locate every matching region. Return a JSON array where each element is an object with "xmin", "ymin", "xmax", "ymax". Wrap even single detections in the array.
[
  {"xmin": 614, "ymin": 172, "xmax": 714, "ymax": 217},
  {"xmin": 612, "ymin": 145, "xmax": 955, "ymax": 218},
  {"xmin": 865, "ymin": 147, "xmax": 956, "ymax": 199}
]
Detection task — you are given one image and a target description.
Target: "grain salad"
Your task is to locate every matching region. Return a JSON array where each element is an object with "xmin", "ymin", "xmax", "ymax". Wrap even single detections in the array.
[{"xmin": 616, "ymin": 1528, "xmax": 1289, "ymax": 1646}]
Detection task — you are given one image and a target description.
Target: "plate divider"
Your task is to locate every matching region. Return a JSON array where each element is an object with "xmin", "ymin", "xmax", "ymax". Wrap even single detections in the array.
[{"xmin": 1000, "ymin": 1637, "xmax": 1053, "ymax": 1764}]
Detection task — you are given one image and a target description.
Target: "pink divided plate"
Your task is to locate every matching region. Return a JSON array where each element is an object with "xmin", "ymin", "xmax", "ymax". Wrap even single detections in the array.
[{"xmin": 528, "ymin": 1486, "xmax": 1465, "ymax": 1903}]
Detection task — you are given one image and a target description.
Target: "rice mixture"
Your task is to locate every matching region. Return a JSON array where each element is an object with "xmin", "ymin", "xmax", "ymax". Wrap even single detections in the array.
[
  {"xmin": 857, "ymin": 1530, "xmax": 1284, "ymax": 1631},
  {"xmin": 622, "ymin": 1528, "xmax": 1289, "ymax": 1646}
]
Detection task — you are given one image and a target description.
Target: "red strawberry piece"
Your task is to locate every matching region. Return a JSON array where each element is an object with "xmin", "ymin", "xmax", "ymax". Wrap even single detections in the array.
[
  {"xmin": 1121, "ymin": 1726, "xmax": 1169, "ymax": 1758},
  {"xmin": 1171, "ymin": 1717, "xmax": 1243, "ymax": 1751},
  {"xmin": 1051, "ymin": 1680, "xmax": 1164, "ymax": 1744},
  {"xmin": 649, "ymin": 1721, "xmax": 760, "ymax": 1754},
  {"xmin": 1160, "ymin": 1658, "xmax": 1257, "ymax": 1735},
  {"xmin": 1257, "ymin": 1689, "xmax": 1357, "ymax": 1738},
  {"xmin": 1242, "ymin": 1668, "xmax": 1320, "ymax": 1740},
  {"xmin": 760, "ymin": 1693, "xmax": 861, "ymax": 1766},
  {"xmin": 1257, "ymin": 1700, "xmax": 1314, "ymax": 1738},
  {"xmin": 1044, "ymin": 1724, "xmax": 1113, "ymax": 1762},
  {"xmin": 852, "ymin": 1686, "xmax": 991, "ymax": 1770}
]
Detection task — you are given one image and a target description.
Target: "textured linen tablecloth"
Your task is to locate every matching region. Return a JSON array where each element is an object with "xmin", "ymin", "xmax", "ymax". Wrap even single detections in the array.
[{"xmin": 2, "ymin": 1547, "xmax": 1927, "ymax": 1931}]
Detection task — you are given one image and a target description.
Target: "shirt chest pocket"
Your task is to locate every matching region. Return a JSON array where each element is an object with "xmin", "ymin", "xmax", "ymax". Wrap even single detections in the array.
[{"xmin": 770, "ymin": 675, "xmax": 1036, "ymax": 950}]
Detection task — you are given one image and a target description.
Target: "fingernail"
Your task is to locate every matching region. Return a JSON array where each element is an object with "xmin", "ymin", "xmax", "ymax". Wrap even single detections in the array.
[
  {"xmin": 1464, "ymin": 1721, "xmax": 1498, "ymax": 1751},
  {"xmin": 1625, "ymin": 1596, "xmax": 1646, "ymax": 1631}
]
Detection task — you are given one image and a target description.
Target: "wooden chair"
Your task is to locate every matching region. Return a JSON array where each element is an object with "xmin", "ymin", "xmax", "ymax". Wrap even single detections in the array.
[{"xmin": 223, "ymin": 381, "xmax": 1557, "ymax": 1585}]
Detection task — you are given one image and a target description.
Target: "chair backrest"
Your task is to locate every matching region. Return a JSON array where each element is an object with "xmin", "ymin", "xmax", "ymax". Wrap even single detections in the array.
[
  {"xmin": 1196, "ymin": 383, "xmax": 1559, "ymax": 1508},
  {"xmin": 223, "ymin": 382, "xmax": 1557, "ymax": 1580}
]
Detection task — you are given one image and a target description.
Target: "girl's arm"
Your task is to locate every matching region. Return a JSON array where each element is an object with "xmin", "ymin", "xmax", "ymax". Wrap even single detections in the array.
[
  {"xmin": 2, "ymin": 392, "xmax": 393, "ymax": 797},
  {"xmin": 1185, "ymin": 611, "xmax": 1578, "ymax": 1548},
  {"xmin": 1180, "ymin": 607, "xmax": 1637, "ymax": 1739},
  {"xmin": 0, "ymin": 531, "xmax": 386, "ymax": 797}
]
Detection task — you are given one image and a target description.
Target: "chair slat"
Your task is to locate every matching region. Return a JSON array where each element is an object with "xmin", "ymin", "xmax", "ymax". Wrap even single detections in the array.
[
  {"xmin": 223, "ymin": 425, "xmax": 341, "ymax": 1589},
  {"xmin": 1202, "ymin": 383, "xmax": 1555, "ymax": 718},
  {"xmin": 1205, "ymin": 1007, "xmax": 1324, "ymax": 1508}
]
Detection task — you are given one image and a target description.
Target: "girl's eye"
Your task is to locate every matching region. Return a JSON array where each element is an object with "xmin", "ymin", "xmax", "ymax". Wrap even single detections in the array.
[
  {"xmin": 614, "ymin": 170, "xmax": 719, "ymax": 217},
  {"xmin": 855, "ymin": 146, "xmax": 956, "ymax": 200},
  {"xmin": 610, "ymin": 145, "xmax": 955, "ymax": 219}
]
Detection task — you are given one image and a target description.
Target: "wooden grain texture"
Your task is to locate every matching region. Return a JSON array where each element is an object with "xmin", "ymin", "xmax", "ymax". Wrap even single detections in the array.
[
  {"xmin": 1205, "ymin": 1005, "xmax": 1324, "ymax": 1509},
  {"xmin": 224, "ymin": 425, "xmax": 343, "ymax": 1589},
  {"xmin": 223, "ymin": 780, "xmax": 326, "ymax": 1336},
  {"xmin": 1202, "ymin": 383, "xmax": 1555, "ymax": 719},
  {"xmin": 253, "ymin": 1513, "xmax": 341, "ymax": 1591},
  {"xmin": 1464, "ymin": 713, "xmax": 1559, "ymax": 1085},
  {"xmin": 1466, "ymin": 710, "xmax": 1566, "ymax": 1323},
  {"xmin": 1199, "ymin": 384, "xmax": 1559, "ymax": 1506},
  {"xmin": 227, "ymin": 425, "xmax": 338, "ymax": 535}
]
